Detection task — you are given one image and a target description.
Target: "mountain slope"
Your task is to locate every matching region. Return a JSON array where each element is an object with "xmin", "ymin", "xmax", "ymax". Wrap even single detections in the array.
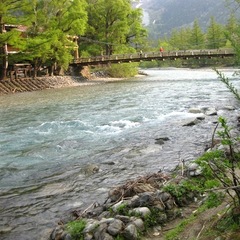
[{"xmin": 138, "ymin": 0, "xmax": 239, "ymax": 39}]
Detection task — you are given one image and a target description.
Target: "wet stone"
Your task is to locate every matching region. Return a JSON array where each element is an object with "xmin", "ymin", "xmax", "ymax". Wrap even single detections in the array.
[
  {"xmin": 123, "ymin": 224, "xmax": 138, "ymax": 240},
  {"xmin": 84, "ymin": 219, "xmax": 100, "ymax": 234},
  {"xmin": 93, "ymin": 223, "xmax": 108, "ymax": 240},
  {"xmin": 128, "ymin": 192, "xmax": 154, "ymax": 208},
  {"xmin": 115, "ymin": 215, "xmax": 131, "ymax": 224},
  {"xmin": 130, "ymin": 217, "xmax": 145, "ymax": 231},
  {"xmin": 155, "ymin": 137, "xmax": 170, "ymax": 145},
  {"xmin": 182, "ymin": 118, "xmax": 199, "ymax": 126},
  {"xmin": 154, "ymin": 191, "xmax": 171, "ymax": 202},
  {"xmin": 50, "ymin": 226, "xmax": 64, "ymax": 240},
  {"xmin": 107, "ymin": 219, "xmax": 124, "ymax": 236},
  {"xmin": 205, "ymin": 108, "xmax": 217, "ymax": 116},
  {"xmin": 130, "ymin": 207, "xmax": 151, "ymax": 218},
  {"xmin": 188, "ymin": 108, "xmax": 202, "ymax": 113}
]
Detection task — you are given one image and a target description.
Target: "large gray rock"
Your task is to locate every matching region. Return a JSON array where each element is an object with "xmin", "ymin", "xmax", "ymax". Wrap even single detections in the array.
[
  {"xmin": 84, "ymin": 219, "xmax": 100, "ymax": 234},
  {"xmin": 155, "ymin": 137, "xmax": 170, "ymax": 145},
  {"xmin": 93, "ymin": 223, "xmax": 108, "ymax": 240},
  {"xmin": 186, "ymin": 163, "xmax": 202, "ymax": 177},
  {"xmin": 205, "ymin": 107, "xmax": 217, "ymax": 116},
  {"xmin": 188, "ymin": 108, "xmax": 202, "ymax": 113},
  {"xmin": 130, "ymin": 207, "xmax": 151, "ymax": 218},
  {"xmin": 123, "ymin": 224, "xmax": 138, "ymax": 240},
  {"xmin": 154, "ymin": 191, "xmax": 171, "ymax": 202},
  {"xmin": 182, "ymin": 118, "xmax": 199, "ymax": 126},
  {"xmin": 107, "ymin": 219, "xmax": 124, "ymax": 236},
  {"xmin": 115, "ymin": 215, "xmax": 131, "ymax": 224},
  {"xmin": 111, "ymin": 200, "xmax": 126, "ymax": 212},
  {"xmin": 131, "ymin": 217, "xmax": 145, "ymax": 231},
  {"xmin": 128, "ymin": 192, "xmax": 154, "ymax": 208}
]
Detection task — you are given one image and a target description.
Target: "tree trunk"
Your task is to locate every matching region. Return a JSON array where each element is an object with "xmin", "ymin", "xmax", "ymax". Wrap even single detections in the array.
[{"xmin": 0, "ymin": 17, "xmax": 8, "ymax": 80}]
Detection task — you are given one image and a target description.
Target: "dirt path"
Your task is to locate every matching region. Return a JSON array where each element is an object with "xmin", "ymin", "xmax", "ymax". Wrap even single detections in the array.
[{"xmin": 143, "ymin": 200, "xmax": 232, "ymax": 240}]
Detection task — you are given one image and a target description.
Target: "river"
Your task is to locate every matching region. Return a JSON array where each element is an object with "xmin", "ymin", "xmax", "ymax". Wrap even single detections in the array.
[{"xmin": 0, "ymin": 68, "xmax": 239, "ymax": 240}]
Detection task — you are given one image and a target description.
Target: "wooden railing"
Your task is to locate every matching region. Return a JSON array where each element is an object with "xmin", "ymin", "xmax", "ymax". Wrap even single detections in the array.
[{"xmin": 72, "ymin": 49, "xmax": 235, "ymax": 66}]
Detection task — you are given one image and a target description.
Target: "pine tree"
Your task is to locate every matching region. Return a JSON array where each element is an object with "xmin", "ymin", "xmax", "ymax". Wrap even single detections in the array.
[
  {"xmin": 206, "ymin": 16, "xmax": 226, "ymax": 49},
  {"xmin": 190, "ymin": 19, "xmax": 205, "ymax": 49}
]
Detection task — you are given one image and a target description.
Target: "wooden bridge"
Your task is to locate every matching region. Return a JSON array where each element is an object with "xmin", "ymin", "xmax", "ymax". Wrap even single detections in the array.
[{"xmin": 72, "ymin": 49, "xmax": 235, "ymax": 66}]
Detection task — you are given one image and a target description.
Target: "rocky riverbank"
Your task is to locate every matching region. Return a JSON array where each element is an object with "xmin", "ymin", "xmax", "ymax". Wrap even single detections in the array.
[
  {"xmin": 50, "ymin": 167, "xmax": 202, "ymax": 240},
  {"xmin": 48, "ymin": 106, "xmax": 240, "ymax": 240},
  {"xmin": 0, "ymin": 76, "xmax": 87, "ymax": 94},
  {"xmin": 0, "ymin": 75, "xmax": 126, "ymax": 95}
]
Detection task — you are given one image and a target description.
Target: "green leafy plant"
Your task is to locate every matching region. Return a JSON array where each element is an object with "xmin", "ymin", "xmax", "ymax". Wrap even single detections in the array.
[
  {"xmin": 196, "ymin": 117, "xmax": 240, "ymax": 206},
  {"xmin": 215, "ymin": 68, "xmax": 240, "ymax": 101},
  {"xmin": 67, "ymin": 219, "xmax": 87, "ymax": 240}
]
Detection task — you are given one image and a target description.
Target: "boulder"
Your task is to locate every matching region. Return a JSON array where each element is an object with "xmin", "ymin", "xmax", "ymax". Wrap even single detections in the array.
[
  {"xmin": 205, "ymin": 108, "xmax": 217, "ymax": 116},
  {"xmin": 131, "ymin": 217, "xmax": 145, "ymax": 231},
  {"xmin": 130, "ymin": 207, "xmax": 151, "ymax": 218},
  {"xmin": 122, "ymin": 224, "xmax": 138, "ymax": 240},
  {"xmin": 128, "ymin": 192, "xmax": 154, "ymax": 208},
  {"xmin": 188, "ymin": 108, "xmax": 202, "ymax": 113},
  {"xmin": 155, "ymin": 137, "xmax": 170, "ymax": 145},
  {"xmin": 186, "ymin": 163, "xmax": 202, "ymax": 177},
  {"xmin": 107, "ymin": 219, "xmax": 124, "ymax": 236},
  {"xmin": 182, "ymin": 118, "xmax": 199, "ymax": 126}
]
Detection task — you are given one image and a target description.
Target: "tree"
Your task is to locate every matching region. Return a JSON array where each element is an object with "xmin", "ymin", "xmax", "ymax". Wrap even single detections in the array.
[
  {"xmin": 168, "ymin": 27, "xmax": 191, "ymax": 50},
  {"xmin": 84, "ymin": 0, "xmax": 146, "ymax": 56},
  {"xmin": 22, "ymin": 0, "xmax": 88, "ymax": 76},
  {"xmin": 226, "ymin": 14, "xmax": 238, "ymax": 36},
  {"xmin": 189, "ymin": 19, "xmax": 205, "ymax": 49},
  {"xmin": 0, "ymin": 0, "xmax": 26, "ymax": 80},
  {"xmin": 124, "ymin": 7, "xmax": 147, "ymax": 52},
  {"xmin": 206, "ymin": 17, "xmax": 226, "ymax": 49}
]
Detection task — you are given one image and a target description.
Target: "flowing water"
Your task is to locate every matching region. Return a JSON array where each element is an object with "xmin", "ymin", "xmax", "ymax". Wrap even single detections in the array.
[{"xmin": 0, "ymin": 68, "xmax": 240, "ymax": 240}]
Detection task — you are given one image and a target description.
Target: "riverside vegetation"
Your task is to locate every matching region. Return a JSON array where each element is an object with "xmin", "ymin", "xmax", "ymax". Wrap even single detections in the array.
[{"xmin": 49, "ymin": 80, "xmax": 240, "ymax": 240}]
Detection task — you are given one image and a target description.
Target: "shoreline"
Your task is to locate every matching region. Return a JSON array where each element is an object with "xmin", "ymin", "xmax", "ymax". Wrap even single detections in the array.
[{"xmin": 0, "ymin": 75, "xmax": 133, "ymax": 95}]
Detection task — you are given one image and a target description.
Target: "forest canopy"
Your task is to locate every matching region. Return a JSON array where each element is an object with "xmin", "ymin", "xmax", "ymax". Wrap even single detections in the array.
[
  {"xmin": 0, "ymin": 0, "xmax": 147, "ymax": 79},
  {"xmin": 1, "ymin": 0, "xmax": 240, "ymax": 79}
]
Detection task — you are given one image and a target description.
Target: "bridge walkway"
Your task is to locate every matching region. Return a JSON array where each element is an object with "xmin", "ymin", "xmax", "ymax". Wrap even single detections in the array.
[{"xmin": 72, "ymin": 49, "xmax": 235, "ymax": 66}]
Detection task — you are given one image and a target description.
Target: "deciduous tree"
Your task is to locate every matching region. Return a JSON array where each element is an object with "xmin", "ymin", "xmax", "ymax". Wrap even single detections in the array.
[
  {"xmin": 0, "ymin": 0, "xmax": 26, "ymax": 80},
  {"xmin": 84, "ymin": 0, "xmax": 146, "ymax": 55}
]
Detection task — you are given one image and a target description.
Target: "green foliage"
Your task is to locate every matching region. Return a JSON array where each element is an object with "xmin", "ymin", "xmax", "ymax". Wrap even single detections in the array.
[
  {"xmin": 107, "ymin": 63, "xmax": 138, "ymax": 78},
  {"xmin": 144, "ymin": 207, "xmax": 166, "ymax": 228},
  {"xmin": 206, "ymin": 16, "xmax": 226, "ymax": 49},
  {"xmin": 163, "ymin": 180, "xmax": 201, "ymax": 204},
  {"xmin": 139, "ymin": 60, "xmax": 159, "ymax": 68},
  {"xmin": 195, "ymin": 150, "xmax": 225, "ymax": 180},
  {"xmin": 164, "ymin": 213, "xmax": 196, "ymax": 240},
  {"xmin": 189, "ymin": 19, "xmax": 205, "ymax": 49},
  {"xmin": 115, "ymin": 203, "xmax": 129, "ymax": 215},
  {"xmin": 115, "ymin": 235, "xmax": 125, "ymax": 240},
  {"xmin": 215, "ymin": 69, "xmax": 240, "ymax": 101},
  {"xmin": 205, "ymin": 192, "xmax": 225, "ymax": 209},
  {"xmin": 217, "ymin": 212, "xmax": 240, "ymax": 231},
  {"xmin": 85, "ymin": 0, "xmax": 146, "ymax": 56},
  {"xmin": 67, "ymin": 219, "xmax": 87, "ymax": 240},
  {"xmin": 196, "ymin": 117, "xmax": 240, "ymax": 206}
]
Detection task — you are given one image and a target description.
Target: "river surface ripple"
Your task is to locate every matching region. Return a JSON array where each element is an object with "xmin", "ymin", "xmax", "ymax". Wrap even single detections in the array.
[{"xmin": 0, "ymin": 68, "xmax": 240, "ymax": 239}]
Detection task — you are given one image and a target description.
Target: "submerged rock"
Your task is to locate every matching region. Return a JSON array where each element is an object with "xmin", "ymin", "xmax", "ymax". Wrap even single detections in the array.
[{"xmin": 155, "ymin": 137, "xmax": 170, "ymax": 145}]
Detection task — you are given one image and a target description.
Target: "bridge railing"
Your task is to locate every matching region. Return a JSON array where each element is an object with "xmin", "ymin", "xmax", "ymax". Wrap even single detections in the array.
[{"xmin": 73, "ymin": 48, "xmax": 235, "ymax": 64}]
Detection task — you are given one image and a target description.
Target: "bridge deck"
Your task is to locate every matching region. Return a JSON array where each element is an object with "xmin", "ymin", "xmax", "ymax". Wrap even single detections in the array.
[{"xmin": 73, "ymin": 49, "xmax": 235, "ymax": 66}]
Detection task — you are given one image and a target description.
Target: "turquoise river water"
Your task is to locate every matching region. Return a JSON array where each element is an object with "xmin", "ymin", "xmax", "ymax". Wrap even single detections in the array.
[{"xmin": 0, "ymin": 68, "xmax": 240, "ymax": 240}]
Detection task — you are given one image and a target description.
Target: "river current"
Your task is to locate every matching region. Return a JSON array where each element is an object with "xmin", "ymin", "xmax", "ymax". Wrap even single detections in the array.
[{"xmin": 0, "ymin": 68, "xmax": 240, "ymax": 239}]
